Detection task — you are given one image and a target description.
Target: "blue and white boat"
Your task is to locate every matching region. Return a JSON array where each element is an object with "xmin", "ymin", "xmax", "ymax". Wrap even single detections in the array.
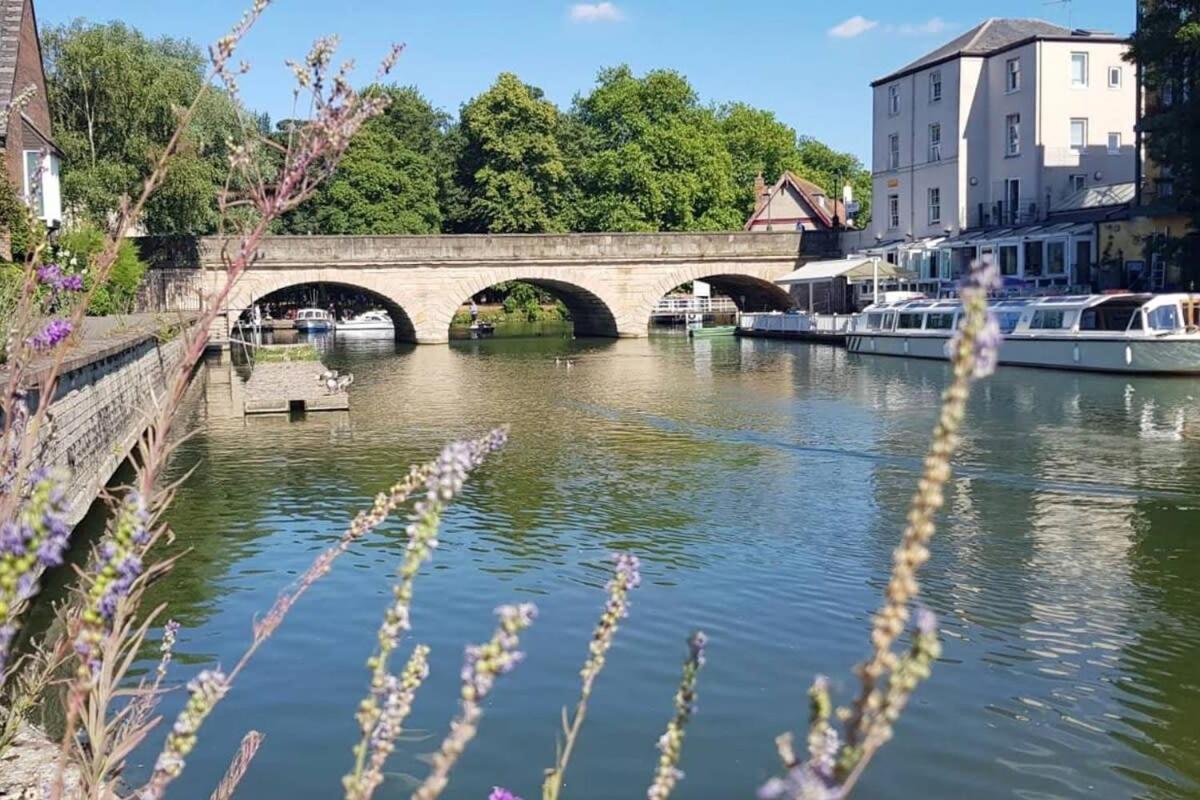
[{"xmin": 294, "ymin": 308, "xmax": 333, "ymax": 332}]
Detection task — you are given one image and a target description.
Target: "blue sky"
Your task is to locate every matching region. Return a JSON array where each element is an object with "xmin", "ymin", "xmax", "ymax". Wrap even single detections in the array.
[{"xmin": 40, "ymin": 0, "xmax": 1134, "ymax": 163}]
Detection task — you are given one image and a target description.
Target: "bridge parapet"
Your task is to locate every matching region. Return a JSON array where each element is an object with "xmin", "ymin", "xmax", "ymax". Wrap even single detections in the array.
[{"xmin": 137, "ymin": 231, "xmax": 824, "ymax": 270}]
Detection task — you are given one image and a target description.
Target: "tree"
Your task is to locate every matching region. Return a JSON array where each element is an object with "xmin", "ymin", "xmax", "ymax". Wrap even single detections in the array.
[
  {"xmin": 794, "ymin": 137, "xmax": 872, "ymax": 227},
  {"xmin": 719, "ymin": 104, "xmax": 872, "ymax": 226},
  {"xmin": 279, "ymin": 125, "xmax": 441, "ymax": 234},
  {"xmin": 42, "ymin": 21, "xmax": 246, "ymax": 233},
  {"xmin": 279, "ymin": 87, "xmax": 446, "ymax": 234},
  {"xmin": 1128, "ymin": 1, "xmax": 1200, "ymax": 277},
  {"xmin": 570, "ymin": 66, "xmax": 743, "ymax": 232},
  {"xmin": 449, "ymin": 73, "xmax": 570, "ymax": 233}
]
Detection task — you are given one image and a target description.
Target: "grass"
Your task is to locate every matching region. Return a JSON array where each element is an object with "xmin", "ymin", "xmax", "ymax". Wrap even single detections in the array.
[{"xmin": 253, "ymin": 344, "xmax": 321, "ymax": 363}]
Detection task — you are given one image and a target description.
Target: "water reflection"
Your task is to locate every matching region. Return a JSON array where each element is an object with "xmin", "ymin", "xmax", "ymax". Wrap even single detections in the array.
[{"xmin": 92, "ymin": 336, "xmax": 1200, "ymax": 800}]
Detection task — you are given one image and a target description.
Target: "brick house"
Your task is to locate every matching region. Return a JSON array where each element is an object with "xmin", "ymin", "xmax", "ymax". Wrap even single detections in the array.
[
  {"xmin": 0, "ymin": 0, "xmax": 62, "ymax": 251},
  {"xmin": 744, "ymin": 171, "xmax": 850, "ymax": 232}
]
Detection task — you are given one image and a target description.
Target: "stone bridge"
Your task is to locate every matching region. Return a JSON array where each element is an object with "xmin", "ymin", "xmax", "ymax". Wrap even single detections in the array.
[{"xmin": 136, "ymin": 231, "xmax": 836, "ymax": 344}]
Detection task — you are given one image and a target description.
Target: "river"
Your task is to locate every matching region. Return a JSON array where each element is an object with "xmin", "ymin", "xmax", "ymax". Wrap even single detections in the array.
[{"xmin": 94, "ymin": 331, "xmax": 1200, "ymax": 798}]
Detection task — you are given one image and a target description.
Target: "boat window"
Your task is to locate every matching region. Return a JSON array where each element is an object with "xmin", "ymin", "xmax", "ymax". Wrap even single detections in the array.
[
  {"xmin": 996, "ymin": 312, "xmax": 1022, "ymax": 334},
  {"xmin": 1080, "ymin": 306, "xmax": 1138, "ymax": 331},
  {"xmin": 1147, "ymin": 305, "xmax": 1180, "ymax": 331},
  {"xmin": 1030, "ymin": 310, "xmax": 1068, "ymax": 329},
  {"xmin": 1128, "ymin": 311, "xmax": 1143, "ymax": 331},
  {"xmin": 882, "ymin": 312, "xmax": 896, "ymax": 330},
  {"xmin": 866, "ymin": 313, "xmax": 884, "ymax": 331},
  {"xmin": 924, "ymin": 312, "xmax": 955, "ymax": 330},
  {"xmin": 897, "ymin": 313, "xmax": 924, "ymax": 330}
]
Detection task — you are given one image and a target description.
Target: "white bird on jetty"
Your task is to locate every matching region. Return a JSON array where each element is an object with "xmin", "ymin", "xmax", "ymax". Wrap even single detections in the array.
[
  {"xmin": 318, "ymin": 369, "xmax": 339, "ymax": 385},
  {"xmin": 336, "ymin": 373, "xmax": 355, "ymax": 393},
  {"xmin": 324, "ymin": 377, "xmax": 340, "ymax": 395},
  {"xmin": 565, "ymin": 360, "xmax": 574, "ymax": 369},
  {"xmin": 555, "ymin": 356, "xmax": 561, "ymax": 366}
]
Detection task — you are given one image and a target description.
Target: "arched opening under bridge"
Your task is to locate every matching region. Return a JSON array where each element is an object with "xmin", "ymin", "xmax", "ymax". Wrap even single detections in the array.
[
  {"xmin": 648, "ymin": 272, "xmax": 795, "ymax": 329},
  {"xmin": 237, "ymin": 281, "xmax": 417, "ymax": 342},
  {"xmin": 449, "ymin": 278, "xmax": 620, "ymax": 339}
]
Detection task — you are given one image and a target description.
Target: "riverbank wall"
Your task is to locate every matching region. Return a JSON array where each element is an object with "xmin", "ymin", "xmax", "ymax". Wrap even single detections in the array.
[{"xmin": 0, "ymin": 315, "xmax": 193, "ymax": 526}]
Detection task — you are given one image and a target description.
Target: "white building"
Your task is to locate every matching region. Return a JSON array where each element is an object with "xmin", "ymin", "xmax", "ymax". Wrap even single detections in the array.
[{"xmin": 866, "ymin": 19, "xmax": 1136, "ymax": 291}]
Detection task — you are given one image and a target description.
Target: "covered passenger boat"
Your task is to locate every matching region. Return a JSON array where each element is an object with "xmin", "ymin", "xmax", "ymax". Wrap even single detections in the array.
[{"xmin": 847, "ymin": 293, "xmax": 1200, "ymax": 374}]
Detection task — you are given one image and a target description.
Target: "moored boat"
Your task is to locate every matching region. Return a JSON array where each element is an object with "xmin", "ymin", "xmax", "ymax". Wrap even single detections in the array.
[
  {"xmin": 847, "ymin": 293, "xmax": 1200, "ymax": 374},
  {"xmin": 294, "ymin": 308, "xmax": 333, "ymax": 332},
  {"xmin": 687, "ymin": 324, "xmax": 736, "ymax": 338},
  {"xmin": 335, "ymin": 309, "xmax": 394, "ymax": 333}
]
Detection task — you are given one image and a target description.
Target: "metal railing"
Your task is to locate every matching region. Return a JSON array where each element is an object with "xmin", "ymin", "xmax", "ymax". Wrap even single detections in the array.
[
  {"xmin": 974, "ymin": 200, "xmax": 1041, "ymax": 228},
  {"xmin": 652, "ymin": 295, "xmax": 739, "ymax": 316},
  {"xmin": 739, "ymin": 312, "xmax": 854, "ymax": 334}
]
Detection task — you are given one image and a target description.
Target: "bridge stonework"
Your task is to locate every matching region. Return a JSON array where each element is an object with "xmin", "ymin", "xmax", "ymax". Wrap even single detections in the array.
[{"xmin": 136, "ymin": 232, "xmax": 833, "ymax": 344}]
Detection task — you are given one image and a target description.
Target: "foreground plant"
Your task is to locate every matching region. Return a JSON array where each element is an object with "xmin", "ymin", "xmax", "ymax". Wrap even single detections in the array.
[
  {"xmin": 759, "ymin": 259, "xmax": 1001, "ymax": 800},
  {"xmin": 646, "ymin": 631, "xmax": 707, "ymax": 800},
  {"xmin": 542, "ymin": 553, "xmax": 641, "ymax": 800}
]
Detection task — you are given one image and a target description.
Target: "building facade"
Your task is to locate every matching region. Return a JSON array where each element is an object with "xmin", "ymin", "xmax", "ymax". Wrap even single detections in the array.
[
  {"xmin": 866, "ymin": 19, "xmax": 1137, "ymax": 291},
  {"xmin": 0, "ymin": 0, "xmax": 62, "ymax": 253},
  {"xmin": 745, "ymin": 171, "xmax": 849, "ymax": 232}
]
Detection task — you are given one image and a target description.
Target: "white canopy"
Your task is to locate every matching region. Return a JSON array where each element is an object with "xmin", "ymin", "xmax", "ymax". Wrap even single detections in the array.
[{"xmin": 775, "ymin": 256, "xmax": 913, "ymax": 285}]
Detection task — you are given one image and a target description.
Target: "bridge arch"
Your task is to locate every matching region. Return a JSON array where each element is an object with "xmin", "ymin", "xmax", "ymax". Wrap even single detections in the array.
[
  {"xmin": 227, "ymin": 273, "xmax": 417, "ymax": 341},
  {"xmin": 425, "ymin": 271, "xmax": 622, "ymax": 342},
  {"xmin": 631, "ymin": 265, "xmax": 796, "ymax": 331}
]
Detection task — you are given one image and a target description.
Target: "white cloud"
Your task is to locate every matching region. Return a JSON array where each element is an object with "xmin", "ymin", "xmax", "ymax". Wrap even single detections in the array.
[
  {"xmin": 828, "ymin": 15, "xmax": 878, "ymax": 39},
  {"xmin": 893, "ymin": 17, "xmax": 952, "ymax": 35},
  {"xmin": 569, "ymin": 2, "xmax": 625, "ymax": 23}
]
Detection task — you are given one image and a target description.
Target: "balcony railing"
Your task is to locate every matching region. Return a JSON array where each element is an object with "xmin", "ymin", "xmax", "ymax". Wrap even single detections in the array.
[{"xmin": 974, "ymin": 200, "xmax": 1042, "ymax": 229}]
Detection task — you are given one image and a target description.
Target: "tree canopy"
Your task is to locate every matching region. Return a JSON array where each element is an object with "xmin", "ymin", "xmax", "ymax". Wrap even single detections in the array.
[
  {"xmin": 42, "ymin": 20, "xmax": 248, "ymax": 234},
  {"xmin": 39, "ymin": 21, "xmax": 869, "ymax": 237},
  {"xmin": 447, "ymin": 73, "xmax": 570, "ymax": 233}
]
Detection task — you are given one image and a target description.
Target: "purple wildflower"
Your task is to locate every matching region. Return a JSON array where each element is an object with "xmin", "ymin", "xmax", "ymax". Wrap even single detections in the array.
[
  {"xmin": 947, "ymin": 259, "xmax": 1002, "ymax": 380},
  {"xmin": 960, "ymin": 256, "xmax": 1002, "ymax": 294},
  {"xmin": 0, "ymin": 469, "xmax": 71, "ymax": 671},
  {"xmin": 757, "ymin": 766, "xmax": 844, "ymax": 800},
  {"xmin": 489, "ymin": 789, "xmax": 522, "ymax": 800},
  {"xmin": 27, "ymin": 318, "xmax": 73, "ymax": 351},
  {"xmin": 35, "ymin": 263, "xmax": 62, "ymax": 286},
  {"xmin": 59, "ymin": 273, "xmax": 85, "ymax": 292},
  {"xmin": 914, "ymin": 606, "xmax": 938, "ymax": 636},
  {"xmin": 614, "ymin": 552, "xmax": 641, "ymax": 591}
]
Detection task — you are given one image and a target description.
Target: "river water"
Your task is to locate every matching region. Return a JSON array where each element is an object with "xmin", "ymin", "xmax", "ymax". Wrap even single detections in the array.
[{"xmin": 113, "ymin": 331, "xmax": 1200, "ymax": 799}]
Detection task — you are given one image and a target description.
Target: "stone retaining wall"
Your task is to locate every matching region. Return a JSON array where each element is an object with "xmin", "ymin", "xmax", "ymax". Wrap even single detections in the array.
[{"xmin": 2, "ymin": 318, "xmax": 190, "ymax": 525}]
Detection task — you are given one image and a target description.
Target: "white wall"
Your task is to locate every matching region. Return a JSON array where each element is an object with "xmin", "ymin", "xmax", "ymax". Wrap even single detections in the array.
[{"xmin": 871, "ymin": 34, "xmax": 1137, "ymax": 239}]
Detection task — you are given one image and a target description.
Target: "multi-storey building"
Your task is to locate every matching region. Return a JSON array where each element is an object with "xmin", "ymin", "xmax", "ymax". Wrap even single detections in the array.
[
  {"xmin": 866, "ymin": 19, "xmax": 1137, "ymax": 291},
  {"xmin": 0, "ymin": 0, "xmax": 62, "ymax": 258}
]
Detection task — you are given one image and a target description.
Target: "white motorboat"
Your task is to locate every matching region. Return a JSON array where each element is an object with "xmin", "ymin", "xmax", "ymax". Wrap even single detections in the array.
[
  {"xmin": 336, "ymin": 310, "xmax": 394, "ymax": 333},
  {"xmin": 847, "ymin": 293, "xmax": 1200, "ymax": 374},
  {"xmin": 295, "ymin": 308, "xmax": 333, "ymax": 332}
]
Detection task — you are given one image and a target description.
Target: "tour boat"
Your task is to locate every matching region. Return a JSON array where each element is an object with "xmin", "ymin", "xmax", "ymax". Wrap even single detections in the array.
[
  {"xmin": 294, "ymin": 308, "xmax": 333, "ymax": 332},
  {"xmin": 335, "ymin": 310, "xmax": 394, "ymax": 333},
  {"xmin": 847, "ymin": 293, "xmax": 1200, "ymax": 374}
]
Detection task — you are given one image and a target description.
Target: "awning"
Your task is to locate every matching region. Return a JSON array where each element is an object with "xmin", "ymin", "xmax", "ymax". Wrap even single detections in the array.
[
  {"xmin": 775, "ymin": 256, "xmax": 915, "ymax": 285},
  {"xmin": 940, "ymin": 222, "xmax": 1094, "ymax": 247}
]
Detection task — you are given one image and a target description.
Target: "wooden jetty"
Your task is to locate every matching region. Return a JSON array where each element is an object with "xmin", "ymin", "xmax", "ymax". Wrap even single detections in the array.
[{"xmin": 243, "ymin": 360, "xmax": 349, "ymax": 414}]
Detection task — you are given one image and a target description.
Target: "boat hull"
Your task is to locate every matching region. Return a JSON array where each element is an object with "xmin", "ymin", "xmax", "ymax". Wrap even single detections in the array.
[
  {"xmin": 846, "ymin": 332, "xmax": 1200, "ymax": 375},
  {"xmin": 295, "ymin": 320, "xmax": 332, "ymax": 332}
]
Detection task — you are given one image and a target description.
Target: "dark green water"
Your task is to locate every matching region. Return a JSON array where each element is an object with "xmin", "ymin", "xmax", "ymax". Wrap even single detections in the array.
[{"xmin": 123, "ymin": 333, "xmax": 1200, "ymax": 799}]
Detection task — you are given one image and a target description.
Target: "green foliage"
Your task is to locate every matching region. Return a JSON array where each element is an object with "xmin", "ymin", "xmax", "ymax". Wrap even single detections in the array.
[
  {"xmin": 55, "ymin": 224, "xmax": 147, "ymax": 315},
  {"xmin": 280, "ymin": 86, "xmax": 446, "ymax": 235},
  {"xmin": 449, "ymin": 73, "xmax": 570, "ymax": 233},
  {"xmin": 570, "ymin": 66, "xmax": 743, "ymax": 232},
  {"xmin": 0, "ymin": 164, "xmax": 36, "ymax": 259},
  {"xmin": 1129, "ymin": 1, "xmax": 1200, "ymax": 228},
  {"xmin": 42, "ymin": 21, "xmax": 247, "ymax": 234}
]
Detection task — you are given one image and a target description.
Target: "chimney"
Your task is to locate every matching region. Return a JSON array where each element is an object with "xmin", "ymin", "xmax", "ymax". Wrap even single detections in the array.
[{"xmin": 754, "ymin": 172, "xmax": 767, "ymax": 213}]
